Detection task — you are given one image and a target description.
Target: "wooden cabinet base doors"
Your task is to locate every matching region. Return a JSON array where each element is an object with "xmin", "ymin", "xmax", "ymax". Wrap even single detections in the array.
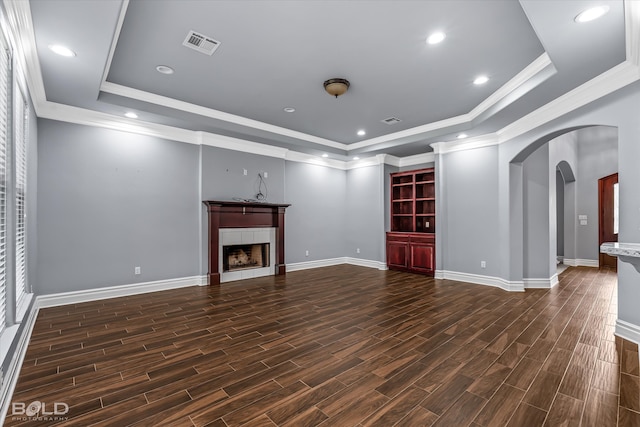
[{"xmin": 386, "ymin": 232, "xmax": 435, "ymax": 276}]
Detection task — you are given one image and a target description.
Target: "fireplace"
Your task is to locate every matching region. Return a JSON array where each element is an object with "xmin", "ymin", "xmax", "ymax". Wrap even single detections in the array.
[
  {"xmin": 203, "ymin": 200, "xmax": 290, "ymax": 285},
  {"xmin": 224, "ymin": 243, "xmax": 270, "ymax": 272}
]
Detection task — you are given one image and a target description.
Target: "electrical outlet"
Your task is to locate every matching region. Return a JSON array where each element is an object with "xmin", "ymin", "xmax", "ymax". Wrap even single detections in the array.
[
  {"xmin": 264, "ymin": 172, "xmax": 268, "ymax": 178},
  {"xmin": 135, "ymin": 266, "xmax": 141, "ymax": 275},
  {"xmin": 356, "ymin": 248, "xmax": 360, "ymax": 254},
  {"xmin": 480, "ymin": 261, "xmax": 486, "ymax": 268},
  {"xmin": 243, "ymin": 169, "xmax": 247, "ymax": 176},
  {"xmin": 305, "ymin": 250, "xmax": 309, "ymax": 257}
]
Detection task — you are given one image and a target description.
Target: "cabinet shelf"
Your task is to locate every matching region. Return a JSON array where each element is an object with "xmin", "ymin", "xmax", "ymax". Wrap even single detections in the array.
[{"xmin": 387, "ymin": 167, "xmax": 436, "ymax": 276}]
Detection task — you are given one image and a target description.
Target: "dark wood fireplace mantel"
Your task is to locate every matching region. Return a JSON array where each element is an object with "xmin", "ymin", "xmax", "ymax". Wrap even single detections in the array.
[{"xmin": 203, "ymin": 200, "xmax": 290, "ymax": 285}]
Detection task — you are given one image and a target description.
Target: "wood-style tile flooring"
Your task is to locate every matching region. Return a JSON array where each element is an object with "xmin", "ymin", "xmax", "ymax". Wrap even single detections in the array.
[{"xmin": 4, "ymin": 265, "xmax": 640, "ymax": 426}]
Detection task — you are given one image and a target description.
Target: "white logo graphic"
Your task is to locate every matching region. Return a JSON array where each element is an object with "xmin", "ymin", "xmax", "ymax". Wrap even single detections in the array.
[{"xmin": 11, "ymin": 401, "xmax": 69, "ymax": 421}]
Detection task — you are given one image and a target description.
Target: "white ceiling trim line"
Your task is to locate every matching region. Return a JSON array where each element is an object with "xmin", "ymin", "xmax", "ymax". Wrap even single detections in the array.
[
  {"xmin": 38, "ymin": 101, "xmax": 199, "ymax": 145},
  {"xmin": 345, "ymin": 52, "xmax": 553, "ymax": 151},
  {"xmin": 100, "ymin": 0, "xmax": 554, "ymax": 153},
  {"xmin": 99, "ymin": 81, "xmax": 348, "ymax": 151},
  {"xmin": 3, "ymin": 0, "xmax": 46, "ymax": 116},
  {"xmin": 433, "ymin": 0, "xmax": 640, "ymax": 156},
  {"xmin": 98, "ymin": 0, "xmax": 130, "ymax": 89},
  {"xmin": 199, "ymin": 132, "xmax": 289, "ymax": 160},
  {"xmin": 625, "ymin": 0, "xmax": 640, "ymax": 67}
]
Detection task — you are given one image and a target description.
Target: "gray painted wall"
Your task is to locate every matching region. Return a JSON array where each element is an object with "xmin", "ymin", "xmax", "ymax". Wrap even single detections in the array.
[
  {"xmin": 284, "ymin": 161, "xmax": 347, "ymax": 263},
  {"xmin": 37, "ymin": 120, "xmax": 201, "ymax": 293},
  {"xmin": 523, "ymin": 144, "xmax": 551, "ymax": 279},
  {"xmin": 346, "ymin": 165, "xmax": 385, "ymax": 262},
  {"xmin": 441, "ymin": 146, "xmax": 500, "ymax": 276}
]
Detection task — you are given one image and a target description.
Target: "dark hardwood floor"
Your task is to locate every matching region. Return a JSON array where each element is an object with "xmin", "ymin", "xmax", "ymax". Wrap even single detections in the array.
[{"xmin": 4, "ymin": 265, "xmax": 639, "ymax": 426}]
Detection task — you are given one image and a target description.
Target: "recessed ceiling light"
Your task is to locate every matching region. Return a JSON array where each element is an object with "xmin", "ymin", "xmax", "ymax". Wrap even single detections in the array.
[
  {"xmin": 457, "ymin": 133, "xmax": 468, "ymax": 139},
  {"xmin": 322, "ymin": 153, "xmax": 329, "ymax": 158},
  {"xmin": 575, "ymin": 5, "xmax": 610, "ymax": 23},
  {"xmin": 357, "ymin": 129, "xmax": 366, "ymax": 136},
  {"xmin": 353, "ymin": 156, "xmax": 360, "ymax": 160},
  {"xmin": 426, "ymin": 32, "xmax": 446, "ymax": 45},
  {"xmin": 283, "ymin": 107, "xmax": 296, "ymax": 113},
  {"xmin": 48, "ymin": 44, "xmax": 76, "ymax": 57},
  {"xmin": 156, "ymin": 65, "xmax": 174, "ymax": 75},
  {"xmin": 473, "ymin": 75, "xmax": 489, "ymax": 85},
  {"xmin": 124, "ymin": 112, "xmax": 138, "ymax": 119}
]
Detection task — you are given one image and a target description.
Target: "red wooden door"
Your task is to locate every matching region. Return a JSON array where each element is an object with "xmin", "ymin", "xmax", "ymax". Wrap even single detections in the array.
[{"xmin": 598, "ymin": 173, "xmax": 618, "ymax": 270}]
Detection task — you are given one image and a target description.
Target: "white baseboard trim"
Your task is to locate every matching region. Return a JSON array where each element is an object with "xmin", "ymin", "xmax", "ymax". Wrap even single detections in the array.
[
  {"xmin": 344, "ymin": 257, "xmax": 388, "ymax": 270},
  {"xmin": 524, "ymin": 273, "xmax": 559, "ymax": 289},
  {"xmin": 37, "ymin": 275, "xmax": 206, "ymax": 308},
  {"xmin": 615, "ymin": 319, "xmax": 640, "ymax": 346},
  {"xmin": 563, "ymin": 258, "xmax": 599, "ymax": 268},
  {"xmin": 0, "ymin": 299, "xmax": 39, "ymax": 426},
  {"xmin": 287, "ymin": 257, "xmax": 387, "ymax": 272},
  {"xmin": 438, "ymin": 270, "xmax": 525, "ymax": 292}
]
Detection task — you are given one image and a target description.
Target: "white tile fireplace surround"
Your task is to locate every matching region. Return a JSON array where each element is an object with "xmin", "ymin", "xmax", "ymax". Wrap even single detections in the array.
[{"xmin": 219, "ymin": 227, "xmax": 276, "ymax": 283}]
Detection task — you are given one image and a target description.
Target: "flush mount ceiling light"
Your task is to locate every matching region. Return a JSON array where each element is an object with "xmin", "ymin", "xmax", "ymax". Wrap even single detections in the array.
[
  {"xmin": 283, "ymin": 107, "xmax": 296, "ymax": 113},
  {"xmin": 357, "ymin": 129, "xmax": 366, "ymax": 136},
  {"xmin": 48, "ymin": 44, "xmax": 75, "ymax": 57},
  {"xmin": 156, "ymin": 65, "xmax": 175, "ymax": 75},
  {"xmin": 322, "ymin": 153, "xmax": 329, "ymax": 158},
  {"xmin": 124, "ymin": 112, "xmax": 138, "ymax": 119},
  {"xmin": 457, "ymin": 133, "xmax": 468, "ymax": 139},
  {"xmin": 353, "ymin": 156, "xmax": 360, "ymax": 160},
  {"xmin": 426, "ymin": 32, "xmax": 446, "ymax": 45},
  {"xmin": 575, "ymin": 5, "xmax": 610, "ymax": 23},
  {"xmin": 473, "ymin": 75, "xmax": 489, "ymax": 85},
  {"xmin": 323, "ymin": 78, "xmax": 350, "ymax": 98}
]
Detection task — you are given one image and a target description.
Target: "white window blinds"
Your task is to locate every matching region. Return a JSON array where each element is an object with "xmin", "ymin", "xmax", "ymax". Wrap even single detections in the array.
[
  {"xmin": 0, "ymin": 40, "xmax": 9, "ymax": 334},
  {"xmin": 14, "ymin": 81, "xmax": 27, "ymax": 305}
]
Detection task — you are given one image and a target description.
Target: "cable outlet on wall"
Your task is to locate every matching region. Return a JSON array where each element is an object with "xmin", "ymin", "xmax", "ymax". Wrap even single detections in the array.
[
  {"xmin": 135, "ymin": 266, "xmax": 141, "ymax": 275},
  {"xmin": 305, "ymin": 250, "xmax": 309, "ymax": 257},
  {"xmin": 480, "ymin": 261, "xmax": 486, "ymax": 269}
]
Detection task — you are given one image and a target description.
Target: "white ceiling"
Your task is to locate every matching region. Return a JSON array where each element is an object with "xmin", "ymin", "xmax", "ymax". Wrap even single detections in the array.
[{"xmin": 9, "ymin": 0, "xmax": 632, "ymax": 161}]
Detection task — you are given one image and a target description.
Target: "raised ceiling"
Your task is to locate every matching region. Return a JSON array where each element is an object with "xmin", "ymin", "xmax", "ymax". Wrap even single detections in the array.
[{"xmin": 20, "ymin": 0, "xmax": 628, "ymax": 160}]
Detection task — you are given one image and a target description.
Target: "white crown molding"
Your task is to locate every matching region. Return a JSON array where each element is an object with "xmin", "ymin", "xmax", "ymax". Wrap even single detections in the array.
[
  {"xmin": 38, "ymin": 101, "xmax": 198, "ymax": 144},
  {"xmin": 398, "ymin": 152, "xmax": 436, "ymax": 167},
  {"xmin": 7, "ymin": 0, "xmax": 640, "ymax": 165},
  {"xmin": 348, "ymin": 53, "xmax": 553, "ymax": 151},
  {"xmin": 431, "ymin": 133, "xmax": 500, "ymax": 155},
  {"xmin": 625, "ymin": 0, "xmax": 640, "ymax": 67},
  {"xmin": 101, "ymin": 82, "xmax": 348, "ymax": 151},
  {"xmin": 440, "ymin": 270, "xmax": 525, "ymax": 292},
  {"xmin": 199, "ymin": 132, "xmax": 289, "ymax": 160},
  {"xmin": 37, "ymin": 275, "xmax": 204, "ymax": 309},
  {"xmin": 2, "ymin": 0, "xmax": 46, "ymax": 116}
]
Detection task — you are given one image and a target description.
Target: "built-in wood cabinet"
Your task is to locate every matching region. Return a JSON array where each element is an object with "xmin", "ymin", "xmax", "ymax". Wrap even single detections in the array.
[{"xmin": 387, "ymin": 168, "xmax": 435, "ymax": 275}]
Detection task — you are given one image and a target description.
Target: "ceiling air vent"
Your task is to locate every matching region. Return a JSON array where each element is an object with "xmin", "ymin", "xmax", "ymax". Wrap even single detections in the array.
[
  {"xmin": 182, "ymin": 30, "xmax": 221, "ymax": 56},
  {"xmin": 381, "ymin": 117, "xmax": 402, "ymax": 125}
]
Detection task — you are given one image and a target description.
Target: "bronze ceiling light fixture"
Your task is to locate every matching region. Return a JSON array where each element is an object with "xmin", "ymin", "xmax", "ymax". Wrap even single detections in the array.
[{"xmin": 323, "ymin": 78, "xmax": 350, "ymax": 98}]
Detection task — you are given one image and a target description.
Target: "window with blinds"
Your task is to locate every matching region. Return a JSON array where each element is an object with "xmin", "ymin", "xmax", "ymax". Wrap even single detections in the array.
[
  {"xmin": 14, "ymin": 81, "xmax": 27, "ymax": 306},
  {"xmin": 0, "ymin": 39, "xmax": 9, "ymax": 334}
]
